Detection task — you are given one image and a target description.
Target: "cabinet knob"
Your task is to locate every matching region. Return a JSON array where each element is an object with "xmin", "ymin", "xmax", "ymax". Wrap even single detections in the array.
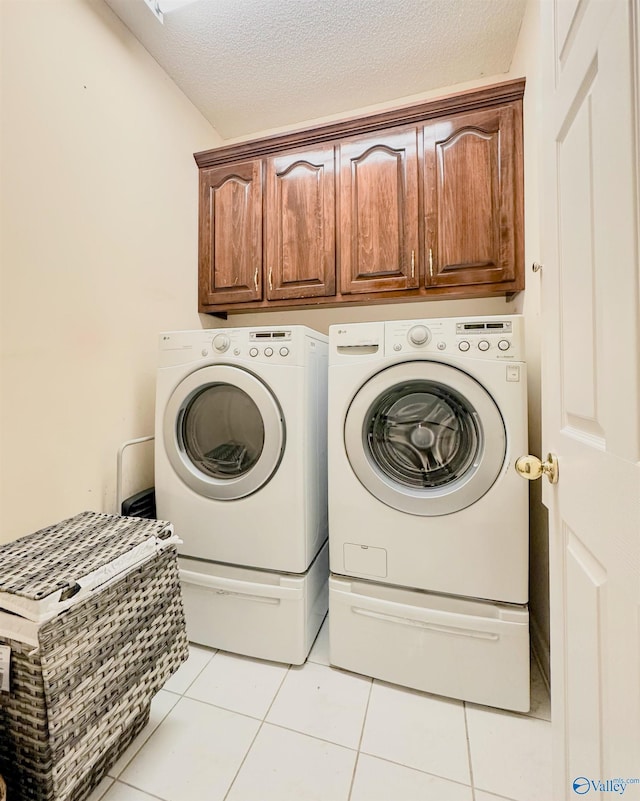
[
  {"xmin": 254, "ymin": 267, "xmax": 259, "ymax": 291},
  {"xmin": 268, "ymin": 268, "xmax": 273, "ymax": 292}
]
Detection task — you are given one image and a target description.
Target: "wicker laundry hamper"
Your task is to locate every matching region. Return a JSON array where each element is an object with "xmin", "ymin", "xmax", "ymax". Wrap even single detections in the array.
[{"xmin": 0, "ymin": 511, "xmax": 189, "ymax": 801}]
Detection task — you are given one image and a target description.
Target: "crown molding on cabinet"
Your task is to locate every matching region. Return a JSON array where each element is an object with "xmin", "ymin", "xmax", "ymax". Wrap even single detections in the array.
[{"xmin": 194, "ymin": 78, "xmax": 526, "ymax": 168}]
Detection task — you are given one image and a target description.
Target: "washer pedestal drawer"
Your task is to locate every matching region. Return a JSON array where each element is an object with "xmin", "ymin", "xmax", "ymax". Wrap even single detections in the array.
[
  {"xmin": 179, "ymin": 541, "xmax": 328, "ymax": 665},
  {"xmin": 329, "ymin": 575, "xmax": 530, "ymax": 712}
]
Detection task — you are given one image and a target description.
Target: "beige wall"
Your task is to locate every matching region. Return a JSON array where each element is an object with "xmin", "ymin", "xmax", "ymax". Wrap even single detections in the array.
[{"xmin": 0, "ymin": 0, "xmax": 220, "ymax": 542}]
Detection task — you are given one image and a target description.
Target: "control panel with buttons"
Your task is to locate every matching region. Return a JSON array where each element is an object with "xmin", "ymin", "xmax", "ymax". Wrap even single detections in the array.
[
  {"xmin": 159, "ymin": 327, "xmax": 316, "ymax": 368},
  {"xmin": 453, "ymin": 319, "xmax": 517, "ymax": 359},
  {"xmin": 382, "ymin": 316, "xmax": 521, "ymax": 360},
  {"xmin": 243, "ymin": 332, "xmax": 296, "ymax": 362}
]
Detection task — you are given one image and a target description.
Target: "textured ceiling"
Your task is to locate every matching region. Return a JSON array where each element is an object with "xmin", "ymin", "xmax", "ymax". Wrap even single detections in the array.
[{"xmin": 103, "ymin": 0, "xmax": 526, "ymax": 140}]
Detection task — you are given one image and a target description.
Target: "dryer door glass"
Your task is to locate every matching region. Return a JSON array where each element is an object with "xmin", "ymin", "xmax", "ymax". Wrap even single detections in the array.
[
  {"xmin": 367, "ymin": 381, "xmax": 479, "ymax": 489},
  {"xmin": 164, "ymin": 364, "xmax": 285, "ymax": 501},
  {"xmin": 181, "ymin": 384, "xmax": 264, "ymax": 479}
]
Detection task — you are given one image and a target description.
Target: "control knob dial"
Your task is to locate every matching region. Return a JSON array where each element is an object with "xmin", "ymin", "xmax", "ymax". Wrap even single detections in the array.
[
  {"xmin": 213, "ymin": 333, "xmax": 230, "ymax": 353},
  {"xmin": 407, "ymin": 325, "xmax": 431, "ymax": 346}
]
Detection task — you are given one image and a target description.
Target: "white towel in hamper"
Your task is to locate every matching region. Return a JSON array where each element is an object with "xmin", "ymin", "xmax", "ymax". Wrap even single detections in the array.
[{"xmin": 0, "ymin": 510, "xmax": 181, "ymax": 623}]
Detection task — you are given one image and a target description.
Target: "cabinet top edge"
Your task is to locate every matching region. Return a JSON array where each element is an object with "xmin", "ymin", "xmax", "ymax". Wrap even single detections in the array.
[{"xmin": 194, "ymin": 77, "xmax": 526, "ymax": 169}]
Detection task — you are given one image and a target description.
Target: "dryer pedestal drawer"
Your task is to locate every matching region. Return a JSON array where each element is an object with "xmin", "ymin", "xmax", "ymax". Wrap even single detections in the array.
[
  {"xmin": 329, "ymin": 575, "xmax": 530, "ymax": 712},
  {"xmin": 179, "ymin": 541, "xmax": 328, "ymax": 665}
]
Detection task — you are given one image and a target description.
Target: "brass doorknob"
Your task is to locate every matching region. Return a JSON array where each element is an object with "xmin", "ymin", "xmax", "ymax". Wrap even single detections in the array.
[{"xmin": 515, "ymin": 453, "xmax": 559, "ymax": 484}]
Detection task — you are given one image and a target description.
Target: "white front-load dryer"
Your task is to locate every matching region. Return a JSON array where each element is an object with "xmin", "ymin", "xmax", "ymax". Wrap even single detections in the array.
[
  {"xmin": 156, "ymin": 326, "xmax": 327, "ymax": 573},
  {"xmin": 155, "ymin": 325, "xmax": 329, "ymax": 663},
  {"xmin": 328, "ymin": 315, "xmax": 529, "ymax": 605}
]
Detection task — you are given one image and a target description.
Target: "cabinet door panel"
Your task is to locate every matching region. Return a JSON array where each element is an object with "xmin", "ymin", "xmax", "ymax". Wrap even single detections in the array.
[
  {"xmin": 340, "ymin": 129, "xmax": 420, "ymax": 294},
  {"xmin": 266, "ymin": 147, "xmax": 335, "ymax": 300},
  {"xmin": 424, "ymin": 106, "xmax": 519, "ymax": 287},
  {"xmin": 199, "ymin": 160, "xmax": 262, "ymax": 305}
]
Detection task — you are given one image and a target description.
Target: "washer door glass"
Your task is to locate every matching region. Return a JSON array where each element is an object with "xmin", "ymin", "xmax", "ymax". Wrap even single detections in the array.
[
  {"xmin": 164, "ymin": 365, "xmax": 285, "ymax": 500},
  {"xmin": 368, "ymin": 381, "xmax": 479, "ymax": 489},
  {"xmin": 344, "ymin": 362, "xmax": 506, "ymax": 516}
]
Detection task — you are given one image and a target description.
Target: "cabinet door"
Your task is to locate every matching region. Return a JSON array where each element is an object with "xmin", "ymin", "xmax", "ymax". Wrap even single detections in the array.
[
  {"xmin": 424, "ymin": 105, "xmax": 521, "ymax": 288},
  {"xmin": 199, "ymin": 160, "xmax": 262, "ymax": 305},
  {"xmin": 339, "ymin": 129, "xmax": 420, "ymax": 294},
  {"xmin": 265, "ymin": 147, "xmax": 336, "ymax": 300}
]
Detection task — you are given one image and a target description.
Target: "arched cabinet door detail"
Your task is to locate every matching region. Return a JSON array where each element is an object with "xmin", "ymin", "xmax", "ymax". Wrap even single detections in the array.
[
  {"xmin": 424, "ymin": 105, "xmax": 522, "ymax": 289},
  {"xmin": 265, "ymin": 147, "xmax": 336, "ymax": 301},
  {"xmin": 339, "ymin": 128, "xmax": 420, "ymax": 295},
  {"xmin": 199, "ymin": 159, "xmax": 263, "ymax": 306}
]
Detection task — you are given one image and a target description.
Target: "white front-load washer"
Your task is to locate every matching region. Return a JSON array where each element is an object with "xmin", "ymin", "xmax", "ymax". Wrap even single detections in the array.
[
  {"xmin": 328, "ymin": 315, "xmax": 528, "ymax": 604},
  {"xmin": 155, "ymin": 325, "xmax": 328, "ymax": 663},
  {"xmin": 327, "ymin": 315, "xmax": 530, "ymax": 710}
]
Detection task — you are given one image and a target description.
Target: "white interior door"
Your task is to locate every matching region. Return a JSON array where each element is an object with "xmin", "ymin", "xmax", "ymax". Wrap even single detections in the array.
[{"xmin": 540, "ymin": 1, "xmax": 640, "ymax": 798}]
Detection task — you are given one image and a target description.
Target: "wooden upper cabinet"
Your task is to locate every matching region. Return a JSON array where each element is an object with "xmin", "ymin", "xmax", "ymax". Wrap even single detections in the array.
[
  {"xmin": 199, "ymin": 160, "xmax": 263, "ymax": 306},
  {"xmin": 194, "ymin": 79, "xmax": 525, "ymax": 314},
  {"xmin": 339, "ymin": 128, "xmax": 420, "ymax": 295},
  {"xmin": 265, "ymin": 147, "xmax": 336, "ymax": 300},
  {"xmin": 423, "ymin": 104, "xmax": 521, "ymax": 288}
]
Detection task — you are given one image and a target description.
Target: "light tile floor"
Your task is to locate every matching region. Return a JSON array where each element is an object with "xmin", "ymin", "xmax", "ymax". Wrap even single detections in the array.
[{"xmin": 89, "ymin": 618, "xmax": 551, "ymax": 801}]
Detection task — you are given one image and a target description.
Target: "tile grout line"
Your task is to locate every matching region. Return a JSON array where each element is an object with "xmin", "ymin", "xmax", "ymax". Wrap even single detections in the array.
[
  {"xmin": 472, "ymin": 787, "xmax": 521, "ymax": 801},
  {"xmin": 221, "ymin": 662, "xmax": 294, "ymax": 801},
  {"xmin": 111, "ymin": 778, "xmax": 169, "ymax": 801},
  {"xmin": 355, "ymin": 748, "xmax": 480, "ymax": 792},
  {"xmin": 463, "ymin": 702, "xmax": 476, "ymax": 801},
  {"xmin": 170, "ymin": 646, "xmax": 294, "ymax": 724},
  {"xmin": 166, "ymin": 643, "xmax": 220, "ymax": 698},
  {"xmin": 261, "ymin": 719, "xmax": 360, "ymax": 752},
  {"xmin": 346, "ymin": 677, "xmax": 374, "ymax": 801},
  {"xmin": 91, "ymin": 777, "xmax": 115, "ymax": 801},
  {"xmin": 162, "ymin": 694, "xmax": 277, "ymax": 725}
]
